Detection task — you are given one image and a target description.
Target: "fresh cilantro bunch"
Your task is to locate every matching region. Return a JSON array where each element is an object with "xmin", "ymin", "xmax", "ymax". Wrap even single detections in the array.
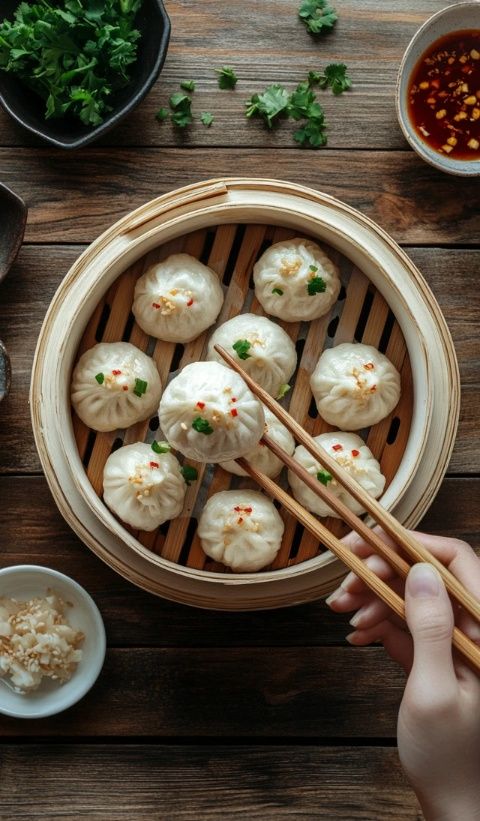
[
  {"xmin": 0, "ymin": 0, "xmax": 142, "ymax": 127},
  {"xmin": 298, "ymin": 0, "xmax": 338, "ymax": 35}
]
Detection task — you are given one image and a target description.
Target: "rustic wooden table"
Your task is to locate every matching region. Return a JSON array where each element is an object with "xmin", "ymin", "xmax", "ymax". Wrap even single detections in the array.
[{"xmin": 0, "ymin": 1, "xmax": 478, "ymax": 818}]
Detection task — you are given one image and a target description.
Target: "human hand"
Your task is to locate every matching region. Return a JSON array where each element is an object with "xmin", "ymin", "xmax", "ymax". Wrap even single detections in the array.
[{"xmin": 326, "ymin": 532, "xmax": 480, "ymax": 821}]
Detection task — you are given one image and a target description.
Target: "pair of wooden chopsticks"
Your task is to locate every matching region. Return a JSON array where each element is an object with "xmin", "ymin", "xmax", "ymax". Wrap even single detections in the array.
[{"xmin": 214, "ymin": 344, "xmax": 480, "ymax": 673}]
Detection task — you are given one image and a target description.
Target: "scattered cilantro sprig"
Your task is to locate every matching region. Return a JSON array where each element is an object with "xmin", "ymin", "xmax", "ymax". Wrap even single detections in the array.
[
  {"xmin": 245, "ymin": 79, "xmax": 328, "ymax": 149},
  {"xmin": 298, "ymin": 0, "xmax": 338, "ymax": 36},
  {"xmin": 232, "ymin": 339, "xmax": 252, "ymax": 360},
  {"xmin": 310, "ymin": 64, "xmax": 352, "ymax": 95},
  {"xmin": 0, "ymin": 0, "xmax": 142, "ymax": 126},
  {"xmin": 216, "ymin": 66, "xmax": 238, "ymax": 89},
  {"xmin": 169, "ymin": 92, "xmax": 193, "ymax": 128},
  {"xmin": 245, "ymin": 84, "xmax": 290, "ymax": 128},
  {"xmin": 201, "ymin": 111, "xmax": 214, "ymax": 127}
]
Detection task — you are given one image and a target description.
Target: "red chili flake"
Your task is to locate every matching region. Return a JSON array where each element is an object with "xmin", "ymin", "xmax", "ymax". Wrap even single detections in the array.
[
  {"xmin": 364, "ymin": 362, "xmax": 375, "ymax": 370},
  {"xmin": 244, "ymin": 507, "xmax": 252, "ymax": 514},
  {"xmin": 461, "ymin": 65, "xmax": 471, "ymax": 74},
  {"xmin": 196, "ymin": 401, "xmax": 205, "ymax": 410},
  {"xmin": 431, "ymin": 78, "xmax": 441, "ymax": 89},
  {"xmin": 149, "ymin": 461, "xmax": 159, "ymax": 468},
  {"xmin": 152, "ymin": 302, "xmax": 160, "ymax": 309},
  {"xmin": 332, "ymin": 443, "xmax": 343, "ymax": 452},
  {"xmin": 237, "ymin": 517, "xmax": 244, "ymax": 524},
  {"xmin": 122, "ymin": 386, "xmax": 129, "ymax": 391},
  {"xmin": 187, "ymin": 298, "xmax": 194, "ymax": 307},
  {"xmin": 230, "ymin": 408, "xmax": 238, "ymax": 417},
  {"xmin": 112, "ymin": 369, "xmax": 122, "ymax": 375},
  {"xmin": 231, "ymin": 397, "xmax": 237, "ymax": 403},
  {"xmin": 351, "ymin": 449, "xmax": 360, "ymax": 457}
]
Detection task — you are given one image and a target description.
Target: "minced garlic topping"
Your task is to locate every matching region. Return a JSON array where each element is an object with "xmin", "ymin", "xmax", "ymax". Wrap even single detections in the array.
[
  {"xmin": 0, "ymin": 593, "xmax": 84, "ymax": 694},
  {"xmin": 279, "ymin": 256, "xmax": 302, "ymax": 277}
]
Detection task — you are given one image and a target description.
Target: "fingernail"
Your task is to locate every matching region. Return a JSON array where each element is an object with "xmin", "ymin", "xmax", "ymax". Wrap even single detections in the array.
[
  {"xmin": 340, "ymin": 572, "xmax": 356, "ymax": 590},
  {"xmin": 408, "ymin": 563, "xmax": 440, "ymax": 598},
  {"xmin": 325, "ymin": 589, "xmax": 342, "ymax": 606},
  {"xmin": 349, "ymin": 610, "xmax": 363, "ymax": 628},
  {"xmin": 345, "ymin": 631, "xmax": 356, "ymax": 644}
]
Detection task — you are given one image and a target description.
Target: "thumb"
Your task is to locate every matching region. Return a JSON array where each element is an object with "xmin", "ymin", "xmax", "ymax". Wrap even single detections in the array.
[{"xmin": 404, "ymin": 563, "xmax": 456, "ymax": 692}]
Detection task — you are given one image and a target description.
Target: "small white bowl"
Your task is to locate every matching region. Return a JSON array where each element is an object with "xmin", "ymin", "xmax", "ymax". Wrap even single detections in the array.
[
  {"xmin": 396, "ymin": 2, "xmax": 480, "ymax": 176},
  {"xmin": 0, "ymin": 565, "xmax": 106, "ymax": 719}
]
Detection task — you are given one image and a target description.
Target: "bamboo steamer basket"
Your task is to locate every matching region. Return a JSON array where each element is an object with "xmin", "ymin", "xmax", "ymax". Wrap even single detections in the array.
[{"xmin": 30, "ymin": 178, "xmax": 460, "ymax": 610}]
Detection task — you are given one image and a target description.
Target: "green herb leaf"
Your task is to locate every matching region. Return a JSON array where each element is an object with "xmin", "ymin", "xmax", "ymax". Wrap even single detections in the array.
[
  {"xmin": 181, "ymin": 464, "xmax": 199, "ymax": 485},
  {"xmin": 293, "ymin": 116, "xmax": 328, "ymax": 149},
  {"xmin": 95, "ymin": 372, "xmax": 105, "ymax": 385},
  {"xmin": 192, "ymin": 417, "xmax": 214, "ymax": 435},
  {"xmin": 245, "ymin": 84, "xmax": 290, "ymax": 128},
  {"xmin": 272, "ymin": 287, "xmax": 284, "ymax": 295},
  {"xmin": 169, "ymin": 92, "xmax": 193, "ymax": 127},
  {"xmin": 155, "ymin": 107, "xmax": 169, "ymax": 122},
  {"xmin": 298, "ymin": 0, "xmax": 338, "ymax": 35},
  {"xmin": 216, "ymin": 66, "xmax": 238, "ymax": 89},
  {"xmin": 307, "ymin": 276, "xmax": 327, "ymax": 295},
  {"xmin": 201, "ymin": 111, "xmax": 214, "ymax": 127},
  {"xmin": 151, "ymin": 440, "xmax": 171, "ymax": 454},
  {"xmin": 317, "ymin": 469, "xmax": 333, "ymax": 485},
  {"xmin": 0, "ymin": 0, "xmax": 142, "ymax": 126},
  {"xmin": 232, "ymin": 339, "xmax": 252, "ymax": 360},
  {"xmin": 317, "ymin": 63, "xmax": 352, "ymax": 95},
  {"xmin": 277, "ymin": 383, "xmax": 291, "ymax": 399},
  {"xmin": 180, "ymin": 79, "xmax": 196, "ymax": 92},
  {"xmin": 133, "ymin": 378, "xmax": 148, "ymax": 397}
]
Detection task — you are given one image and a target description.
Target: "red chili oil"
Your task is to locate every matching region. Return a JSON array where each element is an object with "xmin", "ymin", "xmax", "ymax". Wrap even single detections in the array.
[{"xmin": 408, "ymin": 30, "xmax": 480, "ymax": 160}]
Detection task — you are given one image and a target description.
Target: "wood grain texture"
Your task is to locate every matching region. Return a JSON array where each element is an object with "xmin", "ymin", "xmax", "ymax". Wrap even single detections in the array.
[
  {"xmin": 0, "ymin": 150, "xmax": 478, "ymax": 245},
  {"xmin": 0, "ymin": 647, "xmax": 404, "ymax": 737},
  {"xmin": 0, "ymin": 477, "xmax": 477, "ymax": 650},
  {"xmin": 1, "ymin": 246, "xmax": 477, "ymax": 474},
  {"xmin": 0, "ymin": 745, "xmax": 421, "ymax": 821},
  {"xmin": 0, "ymin": 0, "xmax": 451, "ymax": 152}
]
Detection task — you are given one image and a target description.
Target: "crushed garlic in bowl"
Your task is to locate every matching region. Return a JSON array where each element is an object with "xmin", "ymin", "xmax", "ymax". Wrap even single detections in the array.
[{"xmin": 0, "ymin": 593, "xmax": 84, "ymax": 694}]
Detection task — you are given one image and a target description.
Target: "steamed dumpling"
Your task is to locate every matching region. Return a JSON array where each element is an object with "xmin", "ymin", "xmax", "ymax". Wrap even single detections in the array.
[
  {"xmin": 310, "ymin": 343, "xmax": 401, "ymax": 430},
  {"xmin": 253, "ymin": 237, "xmax": 341, "ymax": 322},
  {"xmin": 132, "ymin": 253, "xmax": 224, "ymax": 342},
  {"xmin": 159, "ymin": 361, "xmax": 265, "ymax": 463},
  {"xmin": 220, "ymin": 407, "xmax": 295, "ymax": 478},
  {"xmin": 71, "ymin": 342, "xmax": 162, "ymax": 432},
  {"xmin": 198, "ymin": 490, "xmax": 284, "ymax": 572},
  {"xmin": 288, "ymin": 432, "xmax": 385, "ymax": 518},
  {"xmin": 103, "ymin": 443, "xmax": 186, "ymax": 530},
  {"xmin": 207, "ymin": 313, "xmax": 297, "ymax": 398}
]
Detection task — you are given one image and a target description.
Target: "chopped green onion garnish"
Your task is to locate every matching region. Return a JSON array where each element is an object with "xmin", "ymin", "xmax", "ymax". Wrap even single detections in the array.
[
  {"xmin": 133, "ymin": 378, "xmax": 148, "ymax": 397},
  {"xmin": 307, "ymin": 276, "xmax": 326, "ymax": 295},
  {"xmin": 309, "ymin": 264, "xmax": 319, "ymax": 272},
  {"xmin": 95, "ymin": 372, "xmax": 104, "ymax": 385},
  {"xmin": 317, "ymin": 469, "xmax": 333, "ymax": 485},
  {"xmin": 192, "ymin": 417, "xmax": 214, "ymax": 435},
  {"xmin": 232, "ymin": 339, "xmax": 252, "ymax": 360},
  {"xmin": 151, "ymin": 440, "xmax": 171, "ymax": 454},
  {"xmin": 272, "ymin": 287, "xmax": 284, "ymax": 295},
  {"xmin": 277, "ymin": 383, "xmax": 291, "ymax": 399},
  {"xmin": 181, "ymin": 465, "xmax": 199, "ymax": 485}
]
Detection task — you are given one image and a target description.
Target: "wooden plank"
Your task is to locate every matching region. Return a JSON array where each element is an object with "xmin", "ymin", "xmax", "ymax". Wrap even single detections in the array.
[
  {"xmin": 0, "ymin": 477, "xmax": 477, "ymax": 651},
  {"xmin": 0, "ymin": 246, "xmax": 477, "ymax": 474},
  {"xmin": 0, "ymin": 745, "xmax": 420, "ymax": 820},
  {"xmin": 0, "ymin": 0, "xmax": 450, "ymax": 151},
  {"xmin": 0, "ymin": 647, "xmax": 404, "ymax": 737},
  {"xmin": 0, "ymin": 150, "xmax": 478, "ymax": 245}
]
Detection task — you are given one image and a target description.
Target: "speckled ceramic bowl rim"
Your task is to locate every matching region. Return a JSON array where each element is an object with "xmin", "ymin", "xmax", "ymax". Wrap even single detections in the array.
[{"xmin": 396, "ymin": 2, "xmax": 480, "ymax": 177}]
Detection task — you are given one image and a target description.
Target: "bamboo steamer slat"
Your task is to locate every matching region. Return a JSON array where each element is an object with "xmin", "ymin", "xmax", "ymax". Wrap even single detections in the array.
[{"xmin": 30, "ymin": 179, "xmax": 460, "ymax": 610}]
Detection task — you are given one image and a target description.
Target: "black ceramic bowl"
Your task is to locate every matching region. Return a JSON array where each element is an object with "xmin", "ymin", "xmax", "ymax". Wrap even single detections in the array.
[{"xmin": 0, "ymin": 0, "xmax": 171, "ymax": 149}]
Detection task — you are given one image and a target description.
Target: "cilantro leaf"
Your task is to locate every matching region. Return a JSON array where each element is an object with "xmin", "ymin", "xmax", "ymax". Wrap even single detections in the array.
[
  {"xmin": 181, "ymin": 465, "xmax": 199, "ymax": 485},
  {"xmin": 298, "ymin": 0, "xmax": 338, "ymax": 35},
  {"xmin": 201, "ymin": 111, "xmax": 214, "ymax": 127},
  {"xmin": 245, "ymin": 84, "xmax": 290, "ymax": 128},
  {"xmin": 192, "ymin": 417, "xmax": 214, "ymax": 435},
  {"xmin": 216, "ymin": 66, "xmax": 238, "ymax": 89},
  {"xmin": 95, "ymin": 372, "xmax": 104, "ymax": 385},
  {"xmin": 169, "ymin": 92, "xmax": 193, "ymax": 128},
  {"xmin": 307, "ymin": 276, "xmax": 327, "ymax": 295},
  {"xmin": 317, "ymin": 469, "xmax": 333, "ymax": 485},
  {"xmin": 318, "ymin": 63, "xmax": 352, "ymax": 95},
  {"xmin": 180, "ymin": 79, "xmax": 196, "ymax": 92},
  {"xmin": 232, "ymin": 339, "xmax": 252, "ymax": 360},
  {"xmin": 293, "ymin": 116, "xmax": 328, "ymax": 149},
  {"xmin": 155, "ymin": 107, "xmax": 169, "ymax": 122}
]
